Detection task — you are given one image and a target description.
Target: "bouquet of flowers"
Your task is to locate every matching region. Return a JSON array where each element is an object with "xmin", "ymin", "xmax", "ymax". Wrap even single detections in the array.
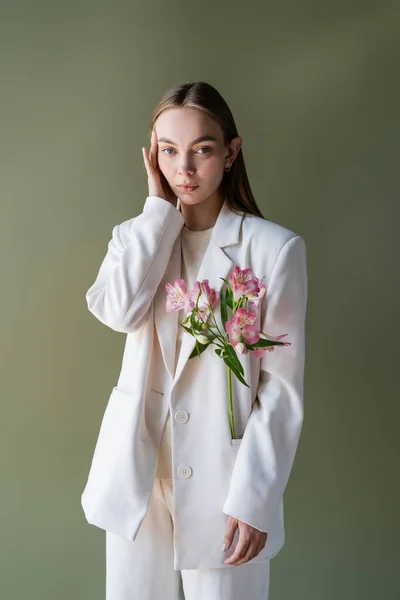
[{"xmin": 165, "ymin": 266, "xmax": 290, "ymax": 439}]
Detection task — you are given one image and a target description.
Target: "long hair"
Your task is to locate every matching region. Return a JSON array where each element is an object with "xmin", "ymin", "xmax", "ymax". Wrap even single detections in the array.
[{"xmin": 149, "ymin": 81, "xmax": 265, "ymax": 219}]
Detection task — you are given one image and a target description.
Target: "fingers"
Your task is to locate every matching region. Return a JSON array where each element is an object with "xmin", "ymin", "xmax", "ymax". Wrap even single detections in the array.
[
  {"xmin": 142, "ymin": 147, "xmax": 149, "ymax": 175},
  {"xmin": 150, "ymin": 128, "xmax": 158, "ymax": 171},
  {"xmin": 225, "ymin": 541, "xmax": 259, "ymax": 566},
  {"xmin": 223, "ymin": 520, "xmax": 267, "ymax": 566},
  {"xmin": 142, "ymin": 129, "xmax": 157, "ymax": 176},
  {"xmin": 224, "ymin": 531, "xmax": 251, "ymax": 565},
  {"xmin": 221, "ymin": 516, "xmax": 238, "ymax": 553}
]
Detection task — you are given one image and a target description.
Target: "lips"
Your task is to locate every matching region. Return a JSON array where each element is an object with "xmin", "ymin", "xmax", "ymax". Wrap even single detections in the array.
[{"xmin": 178, "ymin": 185, "xmax": 198, "ymax": 192}]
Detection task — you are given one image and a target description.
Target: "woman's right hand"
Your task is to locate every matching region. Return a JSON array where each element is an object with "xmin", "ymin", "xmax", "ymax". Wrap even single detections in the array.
[{"xmin": 142, "ymin": 129, "xmax": 177, "ymax": 207}]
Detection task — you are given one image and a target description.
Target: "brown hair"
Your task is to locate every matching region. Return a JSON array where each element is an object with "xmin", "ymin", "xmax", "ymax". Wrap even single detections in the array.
[{"xmin": 149, "ymin": 81, "xmax": 265, "ymax": 219}]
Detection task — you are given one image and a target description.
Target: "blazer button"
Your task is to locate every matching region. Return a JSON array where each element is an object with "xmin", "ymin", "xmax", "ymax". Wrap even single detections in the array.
[
  {"xmin": 177, "ymin": 465, "xmax": 192, "ymax": 478},
  {"xmin": 175, "ymin": 409, "xmax": 189, "ymax": 423}
]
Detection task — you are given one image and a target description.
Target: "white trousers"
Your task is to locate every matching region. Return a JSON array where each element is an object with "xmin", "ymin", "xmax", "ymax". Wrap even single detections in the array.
[{"xmin": 106, "ymin": 478, "xmax": 270, "ymax": 600}]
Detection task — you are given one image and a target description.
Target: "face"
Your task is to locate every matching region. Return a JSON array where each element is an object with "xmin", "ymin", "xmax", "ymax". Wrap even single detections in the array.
[{"xmin": 155, "ymin": 106, "xmax": 241, "ymax": 207}]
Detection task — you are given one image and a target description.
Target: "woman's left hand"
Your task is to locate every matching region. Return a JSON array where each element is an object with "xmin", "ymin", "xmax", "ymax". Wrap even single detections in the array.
[{"xmin": 222, "ymin": 516, "xmax": 268, "ymax": 565}]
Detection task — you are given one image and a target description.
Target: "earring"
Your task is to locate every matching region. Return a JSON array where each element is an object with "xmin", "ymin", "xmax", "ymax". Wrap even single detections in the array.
[{"xmin": 224, "ymin": 164, "xmax": 231, "ymax": 172}]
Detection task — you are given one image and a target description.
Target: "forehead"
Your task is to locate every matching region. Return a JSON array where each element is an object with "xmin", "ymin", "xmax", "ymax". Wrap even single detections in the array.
[{"xmin": 155, "ymin": 107, "xmax": 222, "ymax": 144}]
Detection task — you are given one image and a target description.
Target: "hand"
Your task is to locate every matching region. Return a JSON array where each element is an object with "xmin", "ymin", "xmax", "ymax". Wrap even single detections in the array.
[
  {"xmin": 142, "ymin": 128, "xmax": 177, "ymax": 207},
  {"xmin": 222, "ymin": 516, "xmax": 268, "ymax": 566}
]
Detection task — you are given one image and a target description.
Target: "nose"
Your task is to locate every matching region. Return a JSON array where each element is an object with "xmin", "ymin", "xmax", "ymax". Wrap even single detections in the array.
[{"xmin": 178, "ymin": 159, "xmax": 195, "ymax": 175}]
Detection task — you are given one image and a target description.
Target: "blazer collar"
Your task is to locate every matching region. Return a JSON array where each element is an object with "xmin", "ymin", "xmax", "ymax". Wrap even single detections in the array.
[{"xmin": 154, "ymin": 198, "xmax": 244, "ymax": 389}]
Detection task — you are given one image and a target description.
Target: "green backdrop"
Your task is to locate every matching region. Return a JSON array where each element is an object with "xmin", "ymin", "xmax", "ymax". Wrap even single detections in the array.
[{"xmin": 1, "ymin": 1, "xmax": 398, "ymax": 598}]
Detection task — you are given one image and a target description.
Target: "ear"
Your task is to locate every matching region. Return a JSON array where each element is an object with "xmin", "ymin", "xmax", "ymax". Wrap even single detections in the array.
[{"xmin": 225, "ymin": 135, "xmax": 243, "ymax": 164}]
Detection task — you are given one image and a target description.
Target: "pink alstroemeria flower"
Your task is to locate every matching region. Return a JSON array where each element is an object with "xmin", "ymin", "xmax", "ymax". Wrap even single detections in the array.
[
  {"xmin": 247, "ymin": 275, "xmax": 267, "ymax": 311},
  {"xmin": 247, "ymin": 275, "xmax": 266, "ymax": 298},
  {"xmin": 225, "ymin": 308, "xmax": 260, "ymax": 350},
  {"xmin": 188, "ymin": 280, "xmax": 220, "ymax": 322},
  {"xmin": 229, "ymin": 266, "xmax": 260, "ymax": 302},
  {"xmin": 165, "ymin": 279, "xmax": 194, "ymax": 314}
]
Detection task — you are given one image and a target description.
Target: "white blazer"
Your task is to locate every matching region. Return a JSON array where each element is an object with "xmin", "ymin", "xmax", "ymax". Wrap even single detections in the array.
[{"xmin": 81, "ymin": 195, "xmax": 308, "ymax": 570}]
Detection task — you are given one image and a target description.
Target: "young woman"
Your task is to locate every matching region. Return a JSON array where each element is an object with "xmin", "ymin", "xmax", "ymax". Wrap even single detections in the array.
[{"xmin": 81, "ymin": 81, "xmax": 308, "ymax": 600}]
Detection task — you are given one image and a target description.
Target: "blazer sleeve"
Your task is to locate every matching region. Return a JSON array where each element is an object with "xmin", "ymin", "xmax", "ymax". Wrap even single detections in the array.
[
  {"xmin": 222, "ymin": 234, "xmax": 308, "ymax": 532},
  {"xmin": 85, "ymin": 196, "xmax": 185, "ymax": 333}
]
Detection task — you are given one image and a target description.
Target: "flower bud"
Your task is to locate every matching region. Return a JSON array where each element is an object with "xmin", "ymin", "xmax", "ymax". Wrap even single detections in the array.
[{"xmin": 193, "ymin": 332, "xmax": 209, "ymax": 345}]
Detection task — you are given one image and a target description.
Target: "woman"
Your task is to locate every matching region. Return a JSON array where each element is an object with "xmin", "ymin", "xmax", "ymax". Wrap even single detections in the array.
[{"xmin": 81, "ymin": 81, "xmax": 308, "ymax": 600}]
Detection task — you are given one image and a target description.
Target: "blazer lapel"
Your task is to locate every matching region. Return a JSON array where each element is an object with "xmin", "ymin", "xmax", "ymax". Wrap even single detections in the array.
[
  {"xmin": 154, "ymin": 198, "xmax": 244, "ymax": 389},
  {"xmin": 153, "ymin": 233, "xmax": 181, "ymax": 382}
]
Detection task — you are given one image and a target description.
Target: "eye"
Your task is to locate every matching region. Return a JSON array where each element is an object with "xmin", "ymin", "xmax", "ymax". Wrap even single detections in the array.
[
  {"xmin": 196, "ymin": 146, "xmax": 211, "ymax": 154},
  {"xmin": 162, "ymin": 147, "xmax": 176, "ymax": 155}
]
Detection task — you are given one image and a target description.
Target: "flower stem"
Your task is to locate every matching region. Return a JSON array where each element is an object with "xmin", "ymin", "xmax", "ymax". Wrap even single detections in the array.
[
  {"xmin": 227, "ymin": 365, "xmax": 236, "ymax": 439},
  {"xmin": 208, "ymin": 306, "xmax": 226, "ymax": 338}
]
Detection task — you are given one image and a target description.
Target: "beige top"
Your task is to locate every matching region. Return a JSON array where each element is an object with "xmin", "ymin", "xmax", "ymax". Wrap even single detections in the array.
[{"xmin": 155, "ymin": 222, "xmax": 215, "ymax": 479}]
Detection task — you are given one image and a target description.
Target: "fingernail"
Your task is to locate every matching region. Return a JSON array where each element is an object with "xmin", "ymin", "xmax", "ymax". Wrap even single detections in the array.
[{"xmin": 221, "ymin": 542, "xmax": 227, "ymax": 552}]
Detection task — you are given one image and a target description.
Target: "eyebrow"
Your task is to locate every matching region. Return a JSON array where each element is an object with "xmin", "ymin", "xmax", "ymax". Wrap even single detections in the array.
[{"xmin": 157, "ymin": 135, "xmax": 218, "ymax": 145}]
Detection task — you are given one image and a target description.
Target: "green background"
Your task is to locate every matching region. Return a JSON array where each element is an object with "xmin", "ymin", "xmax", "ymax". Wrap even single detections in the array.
[{"xmin": 1, "ymin": 1, "xmax": 398, "ymax": 598}]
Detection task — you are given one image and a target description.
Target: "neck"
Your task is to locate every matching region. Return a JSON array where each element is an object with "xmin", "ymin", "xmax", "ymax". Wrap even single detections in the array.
[{"xmin": 179, "ymin": 193, "xmax": 224, "ymax": 231}]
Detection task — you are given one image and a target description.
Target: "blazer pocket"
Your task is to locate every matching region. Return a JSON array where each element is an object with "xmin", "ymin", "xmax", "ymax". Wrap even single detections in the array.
[
  {"xmin": 231, "ymin": 438, "xmax": 243, "ymax": 446},
  {"xmin": 86, "ymin": 387, "xmax": 136, "ymax": 486}
]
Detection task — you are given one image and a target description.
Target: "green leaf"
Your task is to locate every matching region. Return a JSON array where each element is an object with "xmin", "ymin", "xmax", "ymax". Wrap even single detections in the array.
[
  {"xmin": 190, "ymin": 310, "xmax": 198, "ymax": 329},
  {"xmin": 251, "ymin": 339, "xmax": 286, "ymax": 348},
  {"xmin": 180, "ymin": 324, "xmax": 193, "ymax": 335},
  {"xmin": 223, "ymin": 357, "xmax": 250, "ymax": 387},
  {"xmin": 220, "ymin": 289, "xmax": 228, "ymax": 330},
  {"xmin": 225, "ymin": 344, "xmax": 244, "ymax": 376},
  {"xmin": 188, "ymin": 333, "xmax": 216, "ymax": 359},
  {"xmin": 189, "ymin": 342, "xmax": 207, "ymax": 359},
  {"xmin": 226, "ymin": 287, "xmax": 233, "ymax": 310}
]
